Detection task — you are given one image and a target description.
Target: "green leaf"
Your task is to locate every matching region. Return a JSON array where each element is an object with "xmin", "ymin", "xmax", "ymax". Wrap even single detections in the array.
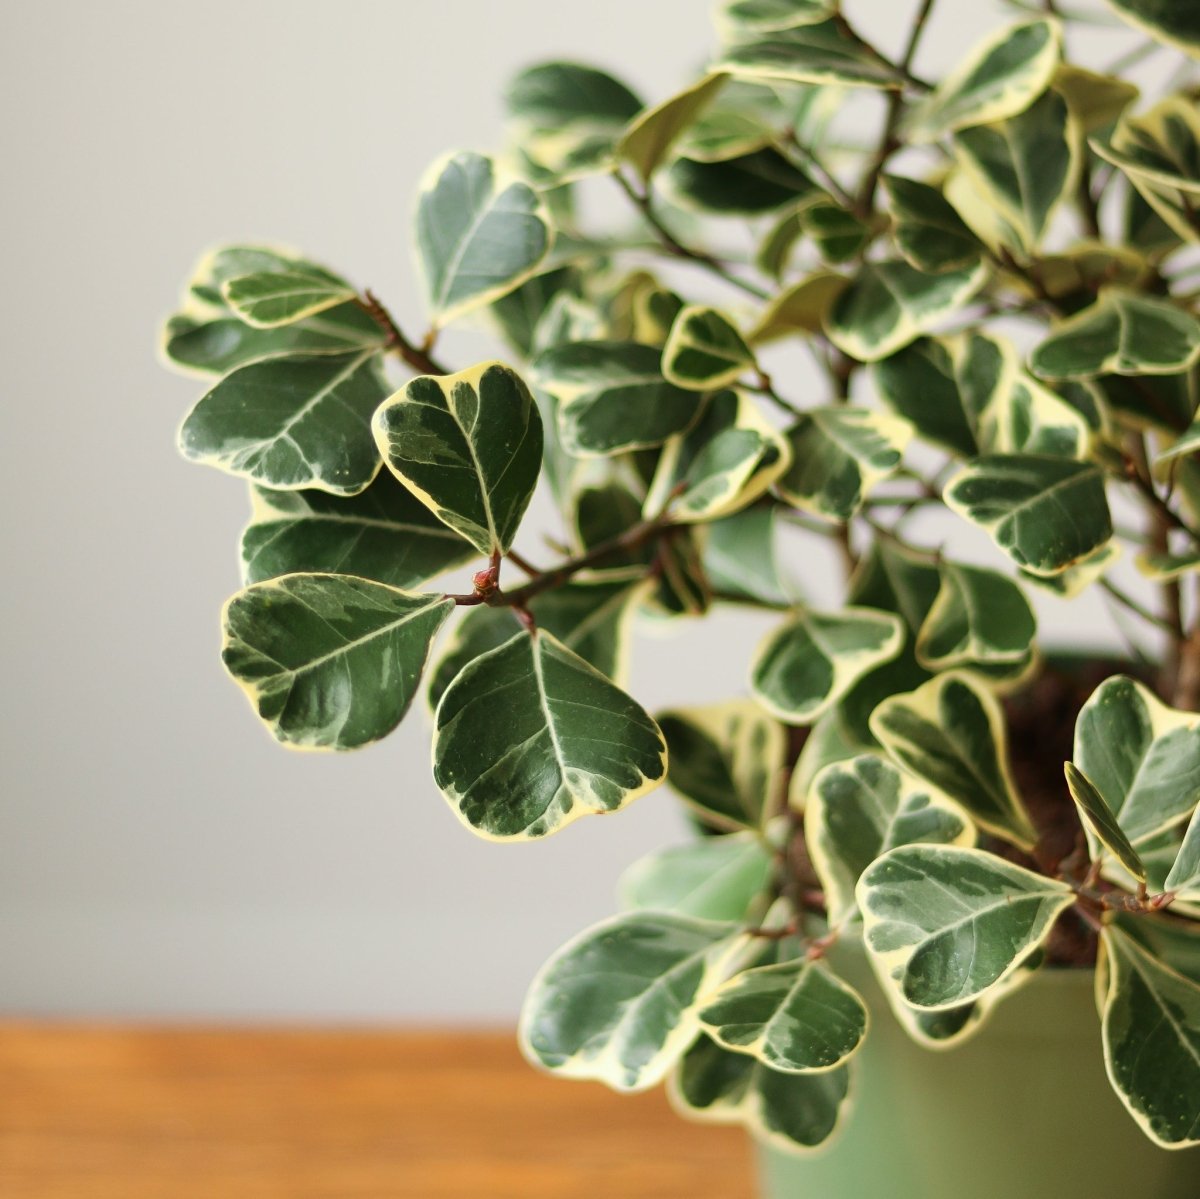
[
  {"xmin": 849, "ymin": 538, "xmax": 941, "ymax": 634},
  {"xmin": 943, "ymin": 454, "xmax": 1112, "ymax": 576},
  {"xmin": 1165, "ymin": 804, "xmax": 1200, "ymax": 896},
  {"xmin": 532, "ymin": 341, "xmax": 701, "ymax": 456},
  {"xmin": 1095, "ymin": 370, "xmax": 1193, "ymax": 434},
  {"xmin": 916, "ymin": 561, "xmax": 1036, "ymax": 670},
  {"xmin": 1156, "ymin": 413, "xmax": 1200, "ymax": 465},
  {"xmin": 749, "ymin": 272, "xmax": 848, "ymax": 344},
  {"xmin": 775, "ymin": 407, "xmax": 912, "ymax": 520},
  {"xmin": 432, "ymin": 630, "xmax": 666, "ymax": 840},
  {"xmin": 858, "ymin": 844, "xmax": 1073, "ymax": 1009},
  {"xmin": 222, "ymin": 268, "xmax": 357, "ymax": 329},
  {"xmin": 714, "ymin": 19, "xmax": 903, "ymax": 89},
  {"xmin": 698, "ymin": 959, "xmax": 867, "ymax": 1073},
  {"xmin": 178, "ymin": 350, "xmax": 388, "ymax": 495},
  {"xmin": 1030, "ymin": 291, "xmax": 1200, "ymax": 380},
  {"xmin": 715, "ymin": 0, "xmax": 835, "ymax": 35},
  {"xmin": 241, "ymin": 473, "xmax": 477, "ymax": 588},
  {"xmin": 662, "ymin": 306, "xmax": 756, "ymax": 390},
  {"xmin": 416, "ymin": 152, "xmax": 551, "ymax": 325},
  {"xmin": 703, "ymin": 502, "xmax": 791, "ymax": 606},
  {"xmin": 1136, "ymin": 549, "xmax": 1200, "ymax": 581},
  {"xmin": 1064, "ymin": 762, "xmax": 1147, "ymax": 882},
  {"xmin": 619, "ymin": 834, "xmax": 775, "ymax": 921},
  {"xmin": 1099, "ymin": 926, "xmax": 1200, "ymax": 1149},
  {"xmin": 1073, "ymin": 675, "xmax": 1200, "ymax": 850},
  {"xmin": 221, "ymin": 574, "xmax": 452, "ymax": 750},
  {"xmin": 617, "ymin": 72, "xmax": 729, "ymax": 181},
  {"xmin": 951, "ymin": 89, "xmax": 1079, "ymax": 257},
  {"xmin": 488, "ymin": 266, "xmax": 583, "ymax": 358},
  {"xmin": 1102, "ymin": 0, "xmax": 1200, "ymax": 59},
  {"xmin": 669, "ymin": 1034, "xmax": 851, "ymax": 1152},
  {"xmin": 426, "ymin": 605, "xmax": 521, "ymax": 714},
  {"xmin": 825, "ymin": 260, "xmax": 987, "ymax": 363},
  {"xmin": 1052, "ymin": 64, "xmax": 1139, "ymax": 134},
  {"xmin": 646, "ymin": 390, "xmax": 789, "ymax": 523},
  {"xmin": 519, "ymin": 912, "xmax": 742, "ymax": 1091},
  {"xmin": 750, "ymin": 607, "xmax": 904, "ymax": 725},
  {"xmin": 806, "ymin": 754, "xmax": 974, "ymax": 924},
  {"xmin": 650, "ymin": 529, "xmax": 712, "ymax": 617},
  {"xmin": 802, "ymin": 202, "xmax": 871, "ymax": 264},
  {"xmin": 656, "ymin": 699, "xmax": 786, "ymax": 831},
  {"xmin": 870, "ymin": 672, "xmax": 1037, "ymax": 848},
  {"xmin": 905, "ymin": 18, "xmax": 1061, "ymax": 141},
  {"xmin": 883, "ymin": 175, "xmax": 982, "ymax": 275},
  {"xmin": 372, "ymin": 361, "xmax": 542, "ymax": 556},
  {"xmin": 666, "ymin": 148, "xmax": 819, "ymax": 215}
]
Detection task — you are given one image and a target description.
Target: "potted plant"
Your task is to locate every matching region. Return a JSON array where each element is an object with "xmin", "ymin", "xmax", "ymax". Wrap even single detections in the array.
[{"xmin": 162, "ymin": 0, "xmax": 1200, "ymax": 1193}]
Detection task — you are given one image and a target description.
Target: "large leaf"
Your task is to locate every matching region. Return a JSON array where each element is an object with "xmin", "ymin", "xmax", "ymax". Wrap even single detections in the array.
[
  {"xmin": 667, "ymin": 148, "xmax": 819, "ymax": 215},
  {"xmin": 519, "ymin": 912, "xmax": 742, "ymax": 1091},
  {"xmin": 698, "ymin": 959, "xmax": 867, "ymax": 1073},
  {"xmin": 1073, "ymin": 675, "xmax": 1200, "ymax": 850},
  {"xmin": 222, "ymin": 268, "xmax": 357, "ymax": 328},
  {"xmin": 656, "ymin": 699, "xmax": 786, "ymax": 831},
  {"xmin": 1102, "ymin": 0, "xmax": 1200, "ymax": 59},
  {"xmin": 1030, "ymin": 291, "xmax": 1200, "ymax": 380},
  {"xmin": 416, "ymin": 151, "xmax": 551, "ymax": 325},
  {"xmin": 1063, "ymin": 762, "xmax": 1147, "ymax": 883},
  {"xmin": 714, "ymin": 18, "xmax": 903, "ymax": 89},
  {"xmin": 943, "ymin": 454, "xmax": 1112, "ymax": 576},
  {"xmin": 870, "ymin": 672, "xmax": 1037, "ymax": 848},
  {"xmin": 806, "ymin": 753, "xmax": 974, "ymax": 924},
  {"xmin": 178, "ymin": 350, "xmax": 388, "ymax": 495},
  {"xmin": 750, "ymin": 607, "xmax": 904, "ymax": 724},
  {"xmin": 221, "ymin": 574, "xmax": 452, "ymax": 750},
  {"xmin": 1099, "ymin": 927, "xmax": 1200, "ymax": 1150},
  {"xmin": 372, "ymin": 361, "xmax": 542, "ymax": 555},
  {"xmin": 775, "ymin": 407, "xmax": 912, "ymax": 521},
  {"xmin": 432, "ymin": 630, "xmax": 666, "ymax": 840},
  {"xmin": 905, "ymin": 18, "xmax": 1061, "ymax": 141},
  {"xmin": 883, "ymin": 175, "xmax": 981, "ymax": 275},
  {"xmin": 669, "ymin": 1034, "xmax": 851, "ymax": 1153},
  {"xmin": 951, "ymin": 89, "xmax": 1079, "ymax": 257},
  {"xmin": 645, "ymin": 390, "xmax": 789, "ymax": 523},
  {"xmin": 532, "ymin": 341, "xmax": 701, "ymax": 456},
  {"xmin": 619, "ymin": 834, "xmax": 775, "ymax": 922},
  {"xmin": 824, "ymin": 260, "xmax": 987, "ymax": 363},
  {"xmin": 858, "ymin": 844, "xmax": 1073, "ymax": 1009},
  {"xmin": 241, "ymin": 473, "xmax": 477, "ymax": 587},
  {"xmin": 704, "ymin": 501, "xmax": 791, "ymax": 607},
  {"xmin": 662, "ymin": 306, "xmax": 756, "ymax": 390},
  {"xmin": 916, "ymin": 560, "xmax": 1036, "ymax": 670},
  {"xmin": 617, "ymin": 72, "xmax": 729, "ymax": 181}
]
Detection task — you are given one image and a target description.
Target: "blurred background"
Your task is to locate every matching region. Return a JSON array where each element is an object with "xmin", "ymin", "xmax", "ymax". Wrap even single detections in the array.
[{"xmin": 0, "ymin": 0, "xmax": 1150, "ymax": 1021}]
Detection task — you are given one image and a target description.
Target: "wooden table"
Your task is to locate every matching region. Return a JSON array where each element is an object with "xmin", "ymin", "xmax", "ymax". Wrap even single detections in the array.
[{"xmin": 0, "ymin": 1026, "xmax": 755, "ymax": 1198}]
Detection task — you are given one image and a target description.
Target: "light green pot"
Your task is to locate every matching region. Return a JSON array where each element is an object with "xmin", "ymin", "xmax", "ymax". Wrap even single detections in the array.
[{"xmin": 758, "ymin": 945, "xmax": 1200, "ymax": 1199}]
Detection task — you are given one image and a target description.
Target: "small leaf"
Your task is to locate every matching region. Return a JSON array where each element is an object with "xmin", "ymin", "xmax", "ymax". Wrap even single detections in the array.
[
  {"xmin": 943, "ymin": 454, "xmax": 1112, "ymax": 576},
  {"xmin": 1030, "ymin": 291, "xmax": 1200, "ymax": 380},
  {"xmin": 699, "ymin": 959, "xmax": 867, "ymax": 1073},
  {"xmin": 432, "ymin": 630, "xmax": 666, "ymax": 840},
  {"xmin": 703, "ymin": 502, "xmax": 791, "ymax": 606},
  {"xmin": 372, "ymin": 361, "xmax": 542, "ymax": 555},
  {"xmin": 662, "ymin": 306, "xmax": 756, "ymax": 390},
  {"xmin": 858, "ymin": 844, "xmax": 1073, "ymax": 1008},
  {"xmin": 715, "ymin": 0, "xmax": 835, "ymax": 35},
  {"xmin": 178, "ymin": 350, "xmax": 388, "ymax": 495},
  {"xmin": 905, "ymin": 18, "xmax": 1061, "ymax": 141},
  {"xmin": 221, "ymin": 574, "xmax": 452, "ymax": 750},
  {"xmin": 1102, "ymin": 0, "xmax": 1200, "ymax": 59},
  {"xmin": 1165, "ymin": 804, "xmax": 1200, "ymax": 896},
  {"xmin": 916, "ymin": 560, "xmax": 1036, "ymax": 670},
  {"xmin": 667, "ymin": 148, "xmax": 819, "ymax": 215},
  {"xmin": 533, "ymin": 341, "xmax": 701, "ymax": 456},
  {"xmin": 416, "ymin": 151, "xmax": 551, "ymax": 324},
  {"xmin": 870, "ymin": 672, "xmax": 1037, "ymax": 848},
  {"xmin": 714, "ymin": 18, "xmax": 904, "ymax": 89},
  {"xmin": 519, "ymin": 912, "xmax": 742, "ymax": 1091},
  {"xmin": 776, "ymin": 407, "xmax": 912, "ymax": 521},
  {"xmin": 1099, "ymin": 927, "xmax": 1200, "ymax": 1150},
  {"xmin": 825, "ymin": 259, "xmax": 987, "ymax": 363},
  {"xmin": 222, "ymin": 268, "xmax": 357, "ymax": 328},
  {"xmin": 806, "ymin": 753, "xmax": 974, "ymax": 923},
  {"xmin": 489, "ymin": 266, "xmax": 583, "ymax": 358},
  {"xmin": 802, "ymin": 202, "xmax": 871, "ymax": 264},
  {"xmin": 1052, "ymin": 64, "xmax": 1139, "ymax": 133},
  {"xmin": 883, "ymin": 175, "xmax": 981, "ymax": 275},
  {"xmin": 1135, "ymin": 549, "xmax": 1200, "ymax": 581},
  {"xmin": 1064, "ymin": 762, "xmax": 1146, "ymax": 882},
  {"xmin": 620, "ymin": 834, "xmax": 774, "ymax": 921},
  {"xmin": 749, "ymin": 272, "xmax": 848, "ymax": 343},
  {"xmin": 618, "ymin": 72, "xmax": 729, "ymax": 181},
  {"xmin": 751, "ymin": 607, "xmax": 904, "ymax": 724},
  {"xmin": 1074, "ymin": 674, "xmax": 1200, "ymax": 850},
  {"xmin": 241, "ymin": 473, "xmax": 477, "ymax": 587},
  {"xmin": 656, "ymin": 699, "xmax": 786, "ymax": 831}
]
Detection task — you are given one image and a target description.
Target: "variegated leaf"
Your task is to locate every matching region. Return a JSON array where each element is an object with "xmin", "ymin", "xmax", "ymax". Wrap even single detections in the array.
[
  {"xmin": 749, "ymin": 272, "xmax": 848, "ymax": 344},
  {"xmin": 1165, "ymin": 804, "xmax": 1200, "ymax": 897},
  {"xmin": 916, "ymin": 560, "xmax": 1036, "ymax": 670},
  {"xmin": 667, "ymin": 148, "xmax": 819, "ymax": 215},
  {"xmin": 222, "ymin": 268, "xmax": 357, "ymax": 328},
  {"xmin": 1102, "ymin": 0, "xmax": 1200, "ymax": 59},
  {"xmin": 618, "ymin": 72, "xmax": 729, "ymax": 181},
  {"xmin": 883, "ymin": 175, "xmax": 981, "ymax": 275},
  {"xmin": 1064, "ymin": 762, "xmax": 1147, "ymax": 882},
  {"xmin": 662, "ymin": 306, "xmax": 756, "ymax": 390}
]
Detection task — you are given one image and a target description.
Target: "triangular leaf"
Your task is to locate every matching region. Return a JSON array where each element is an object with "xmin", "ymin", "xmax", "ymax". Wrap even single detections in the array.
[
  {"xmin": 618, "ymin": 72, "xmax": 729, "ymax": 181},
  {"xmin": 749, "ymin": 272, "xmax": 848, "ymax": 344},
  {"xmin": 1165, "ymin": 804, "xmax": 1200, "ymax": 896},
  {"xmin": 1064, "ymin": 762, "xmax": 1147, "ymax": 882},
  {"xmin": 883, "ymin": 174, "xmax": 982, "ymax": 275},
  {"xmin": 662, "ymin": 306, "xmax": 756, "ymax": 390}
]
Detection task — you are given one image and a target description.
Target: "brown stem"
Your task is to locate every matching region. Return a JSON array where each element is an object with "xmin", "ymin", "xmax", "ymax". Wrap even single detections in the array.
[{"xmin": 356, "ymin": 291, "xmax": 449, "ymax": 376}]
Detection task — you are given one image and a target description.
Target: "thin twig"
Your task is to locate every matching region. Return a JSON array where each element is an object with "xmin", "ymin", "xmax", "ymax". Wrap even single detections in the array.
[{"xmin": 356, "ymin": 291, "xmax": 450, "ymax": 376}]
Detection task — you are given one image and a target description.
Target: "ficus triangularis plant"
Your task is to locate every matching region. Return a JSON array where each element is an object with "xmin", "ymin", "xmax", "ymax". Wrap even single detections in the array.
[{"xmin": 164, "ymin": 0, "xmax": 1200, "ymax": 1159}]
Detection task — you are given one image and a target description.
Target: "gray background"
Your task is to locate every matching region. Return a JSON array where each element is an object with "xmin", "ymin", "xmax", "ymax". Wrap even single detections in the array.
[{"xmin": 0, "ymin": 0, "xmax": 1139, "ymax": 1019}]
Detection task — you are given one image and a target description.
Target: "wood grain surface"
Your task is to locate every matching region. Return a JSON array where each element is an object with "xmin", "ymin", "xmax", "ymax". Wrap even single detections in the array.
[{"xmin": 0, "ymin": 1026, "xmax": 755, "ymax": 1198}]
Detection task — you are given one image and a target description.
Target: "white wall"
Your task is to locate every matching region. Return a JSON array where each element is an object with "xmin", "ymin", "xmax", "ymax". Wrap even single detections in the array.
[{"xmin": 0, "ymin": 0, "xmax": 1140, "ymax": 1018}]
